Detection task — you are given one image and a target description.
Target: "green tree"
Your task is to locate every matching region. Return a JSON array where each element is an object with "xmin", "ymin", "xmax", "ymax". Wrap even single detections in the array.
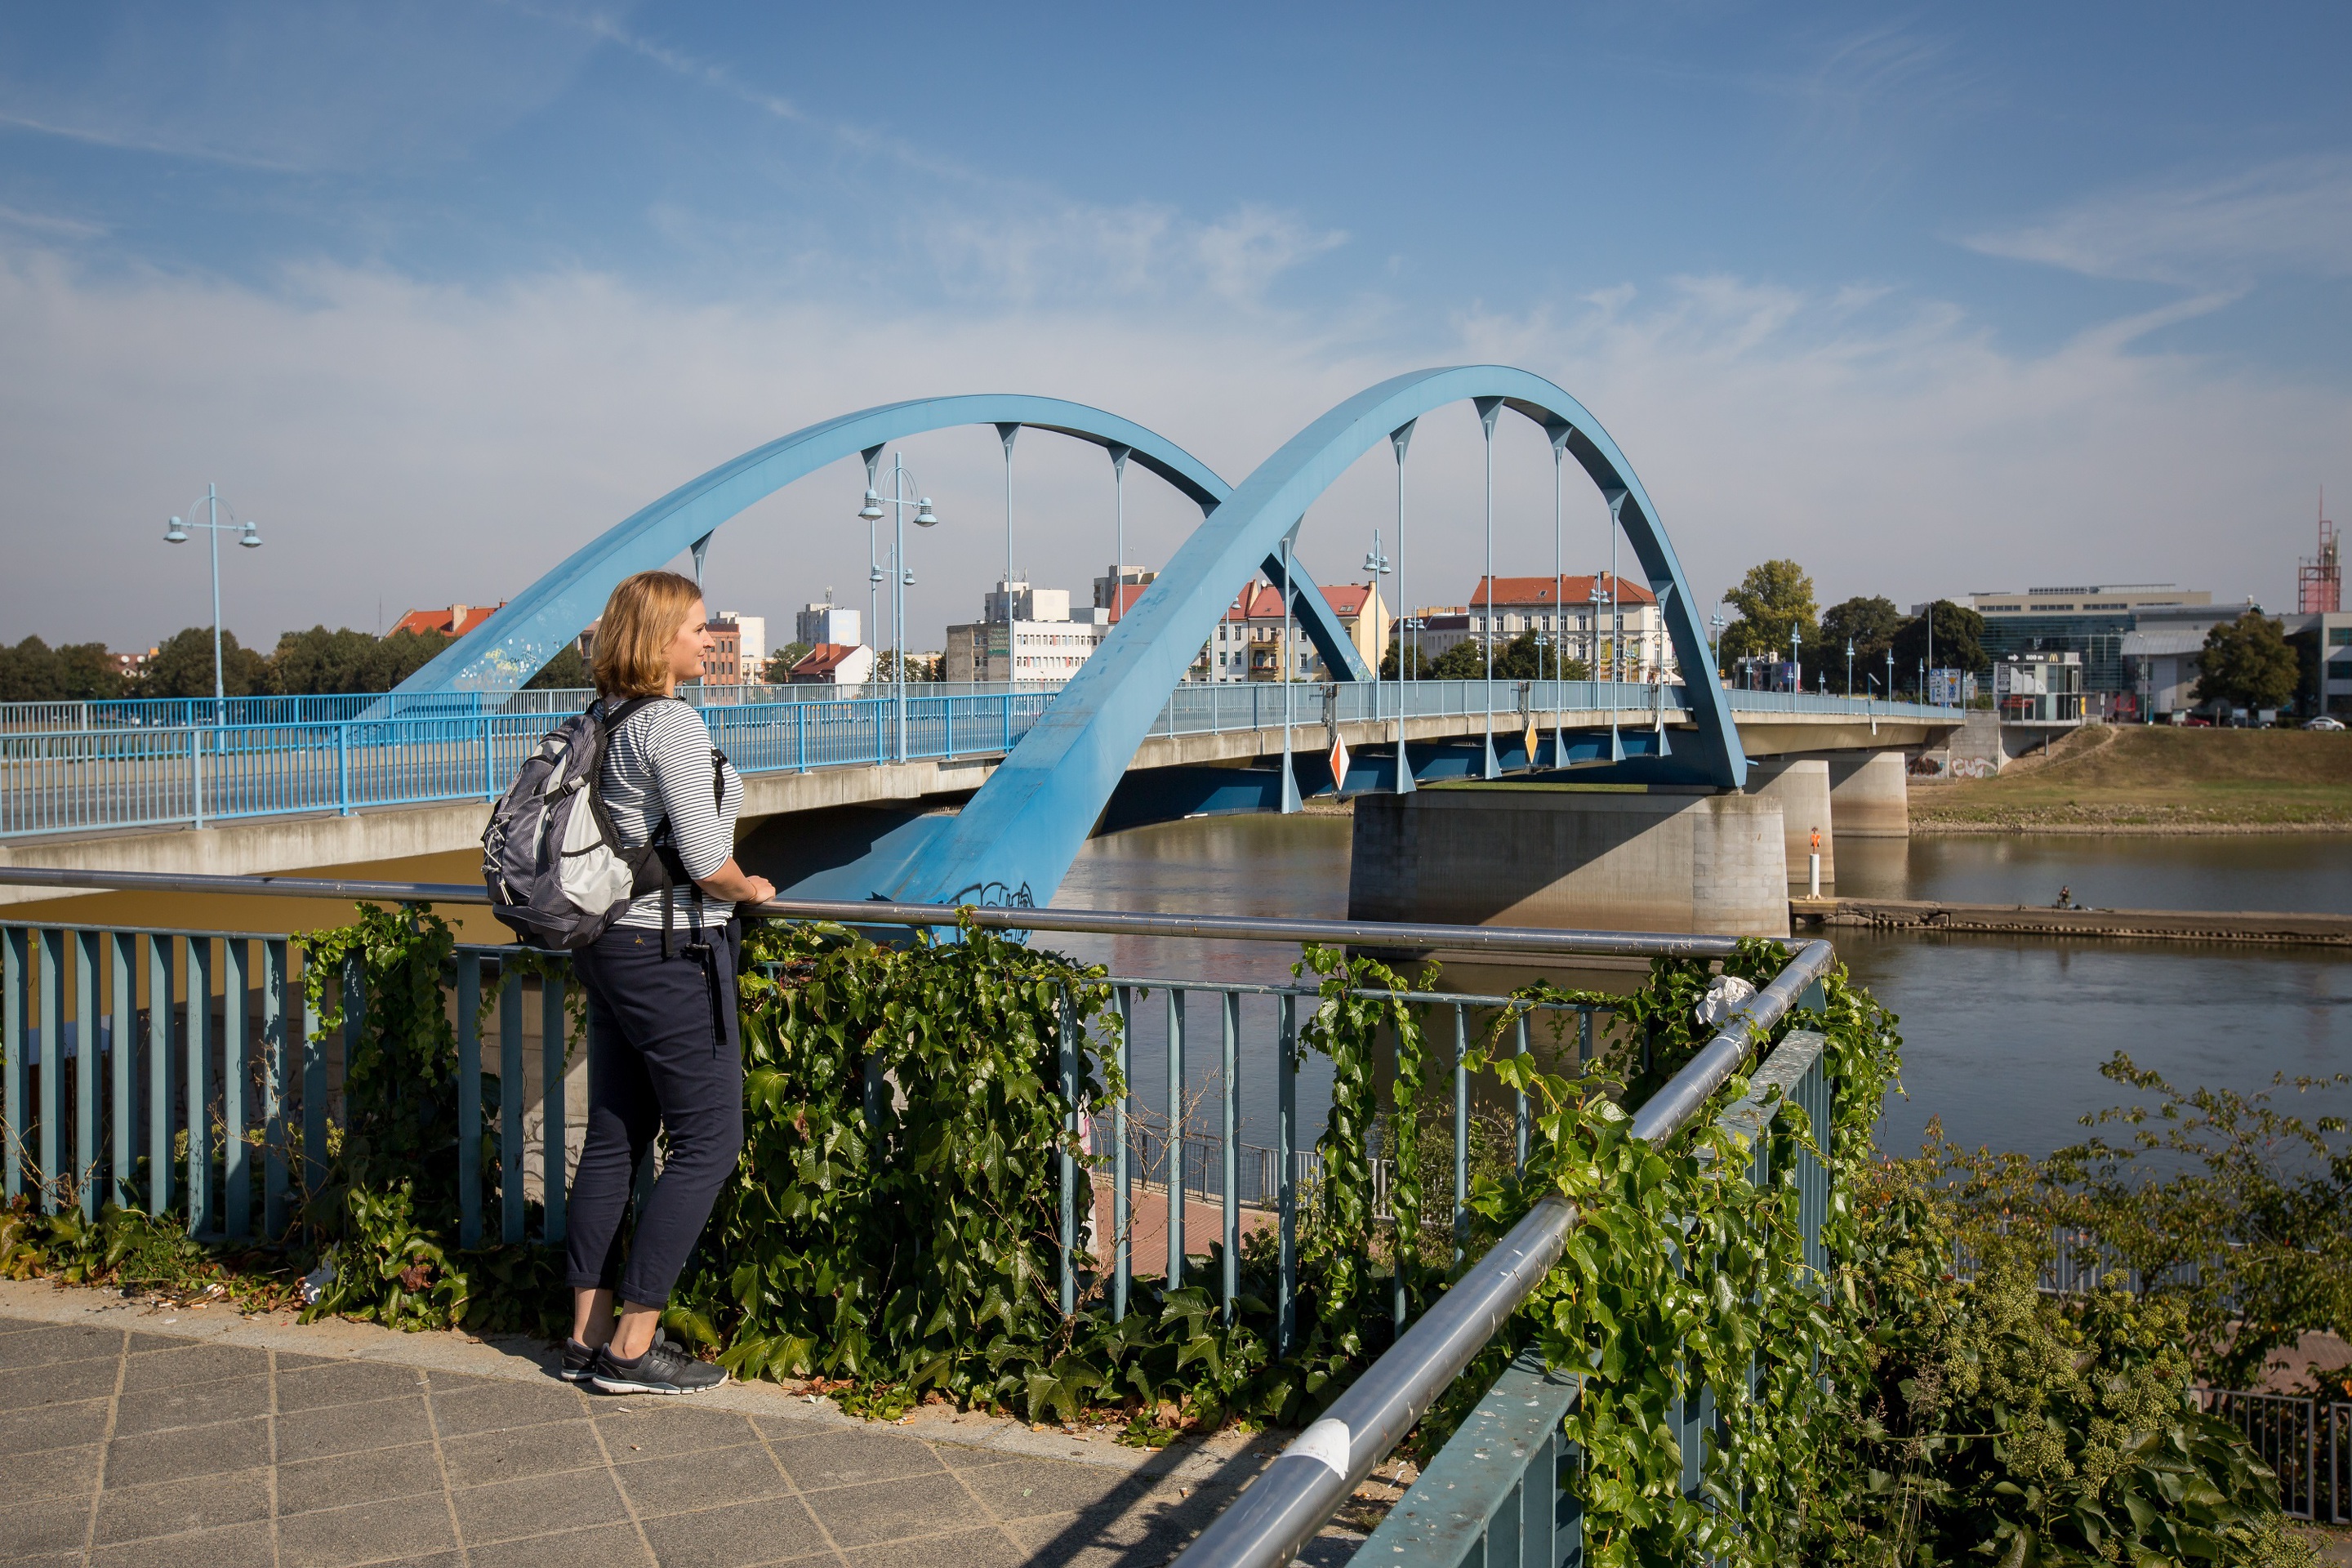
[
  {"xmin": 371, "ymin": 629, "xmax": 453, "ymax": 689},
  {"xmin": 268, "ymin": 626, "xmax": 384, "ymax": 694},
  {"xmin": 1814, "ymin": 595, "xmax": 1903, "ymax": 670},
  {"xmin": 762, "ymin": 643, "xmax": 813, "ymax": 683},
  {"xmin": 1890, "ymin": 600, "xmax": 1989, "ymax": 682},
  {"xmin": 523, "ymin": 644, "xmax": 590, "ymax": 691},
  {"xmin": 0, "ymin": 636, "xmax": 61, "ymax": 700},
  {"xmin": 1379, "ymin": 631, "xmax": 1432, "ymax": 679},
  {"xmin": 2195, "ymin": 609, "xmax": 2299, "ymax": 712},
  {"xmin": 139, "ymin": 626, "xmax": 268, "ymax": 699},
  {"xmin": 1718, "ymin": 559, "xmax": 1816, "ymax": 666},
  {"xmin": 52, "ymin": 644, "xmax": 127, "ymax": 700}
]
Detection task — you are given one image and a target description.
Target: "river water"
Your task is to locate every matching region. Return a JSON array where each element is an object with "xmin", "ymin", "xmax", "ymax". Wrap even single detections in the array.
[
  {"xmin": 1050, "ymin": 816, "xmax": 2352, "ymax": 1162},
  {"xmin": 10, "ymin": 817, "xmax": 2342, "ymax": 1166}
]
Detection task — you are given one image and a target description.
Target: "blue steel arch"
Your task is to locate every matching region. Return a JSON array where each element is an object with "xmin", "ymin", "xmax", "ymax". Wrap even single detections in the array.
[
  {"xmin": 878, "ymin": 366, "xmax": 1748, "ymax": 906},
  {"xmin": 389, "ymin": 395, "xmax": 1370, "ymax": 699}
]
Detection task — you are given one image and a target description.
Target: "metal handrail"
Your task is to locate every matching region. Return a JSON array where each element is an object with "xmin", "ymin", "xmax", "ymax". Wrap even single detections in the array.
[
  {"xmin": 0, "ymin": 866, "xmax": 1748, "ymax": 959},
  {"xmin": 1170, "ymin": 937, "xmax": 1836, "ymax": 1568}
]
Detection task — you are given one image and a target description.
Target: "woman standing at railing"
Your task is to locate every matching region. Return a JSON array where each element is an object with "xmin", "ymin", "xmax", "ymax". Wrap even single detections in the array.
[{"xmin": 563, "ymin": 570, "xmax": 774, "ymax": 1396}]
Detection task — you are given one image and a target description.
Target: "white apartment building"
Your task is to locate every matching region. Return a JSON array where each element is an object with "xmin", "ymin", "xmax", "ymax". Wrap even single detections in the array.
[
  {"xmin": 795, "ymin": 600, "xmax": 862, "ymax": 649},
  {"xmin": 944, "ymin": 579, "xmax": 1106, "ymax": 683},
  {"xmin": 714, "ymin": 611, "xmax": 765, "ymax": 671}
]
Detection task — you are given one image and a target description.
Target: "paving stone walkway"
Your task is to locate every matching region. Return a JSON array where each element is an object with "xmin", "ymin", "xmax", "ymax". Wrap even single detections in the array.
[{"xmin": 0, "ymin": 1309, "xmax": 1349, "ymax": 1567}]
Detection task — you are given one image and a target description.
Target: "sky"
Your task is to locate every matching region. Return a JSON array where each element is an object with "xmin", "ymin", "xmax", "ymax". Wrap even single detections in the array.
[{"xmin": 2, "ymin": 1, "xmax": 2349, "ymax": 657}]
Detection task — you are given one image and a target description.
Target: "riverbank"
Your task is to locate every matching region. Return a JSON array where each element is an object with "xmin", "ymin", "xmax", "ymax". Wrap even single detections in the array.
[
  {"xmin": 1913, "ymin": 724, "xmax": 2352, "ymax": 832},
  {"xmin": 1794, "ymin": 894, "xmax": 2352, "ymax": 947}
]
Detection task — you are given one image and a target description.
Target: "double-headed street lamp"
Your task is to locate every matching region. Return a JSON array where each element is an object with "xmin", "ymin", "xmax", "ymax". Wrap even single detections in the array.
[
  {"xmin": 163, "ymin": 482, "xmax": 263, "ymax": 726},
  {"xmin": 856, "ymin": 454, "xmax": 939, "ymax": 763}
]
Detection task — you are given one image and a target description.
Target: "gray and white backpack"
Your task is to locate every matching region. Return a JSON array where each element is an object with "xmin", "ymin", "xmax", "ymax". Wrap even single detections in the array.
[{"xmin": 482, "ymin": 696, "xmax": 670, "ymax": 949}]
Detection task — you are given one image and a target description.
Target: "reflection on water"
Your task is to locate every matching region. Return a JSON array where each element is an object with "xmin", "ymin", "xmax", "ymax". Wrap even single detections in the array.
[{"xmin": 1837, "ymin": 832, "xmax": 2352, "ymax": 915}]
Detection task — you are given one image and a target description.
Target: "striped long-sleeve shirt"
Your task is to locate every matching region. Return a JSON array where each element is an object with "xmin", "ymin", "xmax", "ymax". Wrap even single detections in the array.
[{"xmin": 599, "ymin": 697, "xmax": 744, "ymax": 929}]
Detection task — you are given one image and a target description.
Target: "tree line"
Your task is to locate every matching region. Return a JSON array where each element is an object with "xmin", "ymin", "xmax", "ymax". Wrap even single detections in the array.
[{"xmin": 0, "ymin": 625, "xmax": 590, "ymax": 702}]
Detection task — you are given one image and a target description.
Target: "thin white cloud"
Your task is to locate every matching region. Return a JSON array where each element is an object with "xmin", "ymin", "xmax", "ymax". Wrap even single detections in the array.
[
  {"xmin": 1967, "ymin": 155, "xmax": 2352, "ymax": 287},
  {"xmin": 0, "ymin": 241, "xmax": 2339, "ymax": 657},
  {"xmin": 0, "ymin": 203, "xmax": 109, "ymax": 241}
]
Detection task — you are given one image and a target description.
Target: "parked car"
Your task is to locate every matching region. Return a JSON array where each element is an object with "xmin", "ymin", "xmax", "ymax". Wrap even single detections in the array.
[{"xmin": 2305, "ymin": 715, "xmax": 2346, "ymax": 731}]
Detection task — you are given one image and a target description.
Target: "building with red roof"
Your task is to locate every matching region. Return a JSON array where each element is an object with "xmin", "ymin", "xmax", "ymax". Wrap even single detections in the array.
[{"xmin": 390, "ymin": 601, "xmax": 505, "ymax": 639}]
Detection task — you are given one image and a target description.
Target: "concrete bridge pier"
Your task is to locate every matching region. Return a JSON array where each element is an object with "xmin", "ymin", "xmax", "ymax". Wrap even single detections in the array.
[
  {"xmin": 1743, "ymin": 758, "xmax": 1835, "ymax": 886},
  {"xmin": 1348, "ymin": 786, "xmax": 1789, "ymax": 940},
  {"xmin": 1824, "ymin": 750, "xmax": 1910, "ymax": 839}
]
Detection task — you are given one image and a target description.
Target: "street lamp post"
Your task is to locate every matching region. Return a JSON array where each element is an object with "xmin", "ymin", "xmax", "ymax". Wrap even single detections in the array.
[
  {"xmin": 1710, "ymin": 610, "xmax": 1726, "ymax": 681},
  {"xmin": 1788, "ymin": 623, "xmax": 1802, "ymax": 710},
  {"xmin": 1846, "ymin": 638, "xmax": 1855, "ymax": 698},
  {"xmin": 1886, "ymin": 648, "xmax": 1895, "ymax": 704},
  {"xmin": 1365, "ymin": 528, "xmax": 1403, "ymax": 792},
  {"xmin": 856, "ymin": 455, "xmax": 940, "ymax": 764},
  {"xmin": 162, "ymin": 483, "xmax": 263, "ymax": 727}
]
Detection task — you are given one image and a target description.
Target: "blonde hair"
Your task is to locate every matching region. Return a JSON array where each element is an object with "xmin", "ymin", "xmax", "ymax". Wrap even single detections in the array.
[{"xmin": 591, "ymin": 571, "xmax": 703, "ymax": 697}]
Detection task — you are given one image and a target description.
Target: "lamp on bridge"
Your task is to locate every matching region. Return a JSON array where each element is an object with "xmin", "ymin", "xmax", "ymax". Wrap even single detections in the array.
[
  {"xmin": 859, "ymin": 452, "xmax": 940, "ymax": 762},
  {"xmin": 161, "ymin": 481, "xmax": 265, "ymax": 728},
  {"xmin": 1846, "ymin": 638, "xmax": 1855, "ymax": 698}
]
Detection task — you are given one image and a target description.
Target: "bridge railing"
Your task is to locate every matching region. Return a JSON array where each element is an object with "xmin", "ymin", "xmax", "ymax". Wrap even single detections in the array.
[
  {"xmin": 0, "ymin": 681, "xmax": 1957, "ymax": 840},
  {"xmin": 0, "ymin": 865, "xmax": 1746, "ymax": 1305},
  {"xmin": 1173, "ymin": 933, "xmax": 1838, "ymax": 1568}
]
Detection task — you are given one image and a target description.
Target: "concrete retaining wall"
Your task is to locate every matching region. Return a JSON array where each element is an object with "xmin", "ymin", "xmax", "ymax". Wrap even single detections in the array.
[{"xmin": 1348, "ymin": 786, "xmax": 1788, "ymax": 937}]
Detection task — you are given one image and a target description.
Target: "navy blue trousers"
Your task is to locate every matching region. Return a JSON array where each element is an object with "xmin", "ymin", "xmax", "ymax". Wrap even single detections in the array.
[{"xmin": 564, "ymin": 919, "xmax": 745, "ymax": 1307}]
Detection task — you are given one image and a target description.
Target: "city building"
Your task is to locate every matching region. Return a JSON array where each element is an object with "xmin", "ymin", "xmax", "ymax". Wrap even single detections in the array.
[
  {"xmin": 795, "ymin": 599, "xmax": 862, "ymax": 649},
  {"xmin": 1094, "ymin": 565, "xmax": 1156, "ymax": 621},
  {"xmin": 943, "ymin": 579, "xmax": 1106, "ymax": 683},
  {"xmin": 786, "ymin": 642, "xmax": 875, "ymax": 684},
  {"xmin": 714, "ymin": 611, "xmax": 766, "ymax": 673},
  {"xmin": 393, "ymin": 601, "xmax": 506, "ymax": 638},
  {"xmin": 2310, "ymin": 611, "xmax": 2352, "ymax": 716},
  {"xmin": 2298, "ymin": 509, "xmax": 2340, "ymax": 614},
  {"xmin": 699, "ymin": 618, "xmax": 744, "ymax": 684},
  {"xmin": 1467, "ymin": 574, "xmax": 1667, "ymax": 679},
  {"xmin": 1200, "ymin": 580, "xmax": 1390, "ymax": 683},
  {"xmin": 1965, "ymin": 585, "xmax": 2212, "ymax": 710},
  {"xmin": 1993, "ymin": 652, "xmax": 2086, "ymax": 723}
]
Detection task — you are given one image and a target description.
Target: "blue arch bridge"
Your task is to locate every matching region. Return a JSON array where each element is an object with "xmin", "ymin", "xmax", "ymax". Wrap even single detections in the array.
[
  {"xmin": 0, "ymin": 370, "xmax": 1990, "ymax": 1566},
  {"xmin": 2, "ymin": 367, "xmax": 1958, "ymax": 932}
]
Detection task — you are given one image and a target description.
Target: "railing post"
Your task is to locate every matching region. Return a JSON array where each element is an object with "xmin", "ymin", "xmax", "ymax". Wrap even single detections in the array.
[
  {"xmin": 1058, "ymin": 987, "xmax": 1080, "ymax": 1317},
  {"xmin": 1165, "ymin": 987, "xmax": 1186, "ymax": 1288},
  {"xmin": 74, "ymin": 930, "xmax": 98, "ymax": 1222},
  {"xmin": 222, "ymin": 938, "xmax": 250, "ymax": 1238},
  {"xmin": 541, "ymin": 971, "xmax": 568, "ymax": 1245},
  {"xmin": 500, "ymin": 969, "xmax": 525, "ymax": 1245},
  {"xmin": 1453, "ymin": 1001, "xmax": 1469, "ymax": 1262},
  {"xmin": 1276, "ymin": 991, "xmax": 1297, "ymax": 1357},
  {"xmin": 481, "ymin": 717, "xmax": 496, "ymax": 800},
  {"xmin": 336, "ymin": 723, "xmax": 351, "ymax": 815},
  {"xmin": 796, "ymin": 700, "xmax": 808, "ymax": 773},
  {"xmin": 1221, "ymin": 990, "xmax": 1240, "ymax": 1323},
  {"xmin": 262, "ymin": 938, "xmax": 288, "ymax": 1238},
  {"xmin": 185, "ymin": 938, "xmax": 211, "ymax": 1235},
  {"xmin": 109, "ymin": 931, "xmax": 135, "ymax": 1211},
  {"xmin": 2, "ymin": 929, "xmax": 25, "ymax": 1205},
  {"xmin": 1111, "ymin": 985, "xmax": 1131, "ymax": 1322},
  {"xmin": 191, "ymin": 726, "xmax": 205, "ymax": 830},
  {"xmin": 457, "ymin": 954, "xmax": 482, "ymax": 1249},
  {"xmin": 149, "ymin": 936, "xmax": 172, "ymax": 1216}
]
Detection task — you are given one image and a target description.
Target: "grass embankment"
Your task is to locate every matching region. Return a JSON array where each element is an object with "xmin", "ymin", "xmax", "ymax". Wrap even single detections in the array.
[{"xmin": 1914, "ymin": 724, "xmax": 2352, "ymax": 832}]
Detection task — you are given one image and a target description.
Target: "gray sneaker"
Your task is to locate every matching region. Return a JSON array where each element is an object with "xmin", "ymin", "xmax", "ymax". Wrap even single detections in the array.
[{"xmin": 588, "ymin": 1337, "xmax": 727, "ymax": 1396}]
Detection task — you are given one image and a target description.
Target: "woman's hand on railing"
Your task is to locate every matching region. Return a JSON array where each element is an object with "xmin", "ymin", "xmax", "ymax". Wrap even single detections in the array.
[{"xmin": 695, "ymin": 858, "xmax": 775, "ymax": 906}]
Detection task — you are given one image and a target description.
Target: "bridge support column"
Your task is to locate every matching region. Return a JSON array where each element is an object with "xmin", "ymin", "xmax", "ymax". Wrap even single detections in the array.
[
  {"xmin": 1744, "ymin": 758, "xmax": 1834, "ymax": 885},
  {"xmin": 1825, "ymin": 751, "xmax": 1909, "ymax": 839},
  {"xmin": 1348, "ymin": 787, "xmax": 1788, "ymax": 938}
]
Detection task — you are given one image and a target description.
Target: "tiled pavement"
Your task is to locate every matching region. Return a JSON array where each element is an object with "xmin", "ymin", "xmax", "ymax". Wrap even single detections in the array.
[{"xmin": 0, "ymin": 1312, "xmax": 1344, "ymax": 1567}]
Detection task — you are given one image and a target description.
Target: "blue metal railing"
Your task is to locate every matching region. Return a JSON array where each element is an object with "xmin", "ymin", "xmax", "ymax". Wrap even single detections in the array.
[
  {"xmin": 0, "ymin": 681, "xmax": 1955, "ymax": 840},
  {"xmin": 1353, "ymin": 1030, "xmax": 1833, "ymax": 1566},
  {"xmin": 1174, "ymin": 938, "xmax": 1838, "ymax": 1568},
  {"xmin": 1, "ymin": 871, "xmax": 1693, "ymax": 1309}
]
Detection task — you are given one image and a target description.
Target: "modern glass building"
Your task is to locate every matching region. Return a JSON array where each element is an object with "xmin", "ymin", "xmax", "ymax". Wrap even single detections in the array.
[{"xmin": 1962, "ymin": 585, "xmax": 2216, "ymax": 708}]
